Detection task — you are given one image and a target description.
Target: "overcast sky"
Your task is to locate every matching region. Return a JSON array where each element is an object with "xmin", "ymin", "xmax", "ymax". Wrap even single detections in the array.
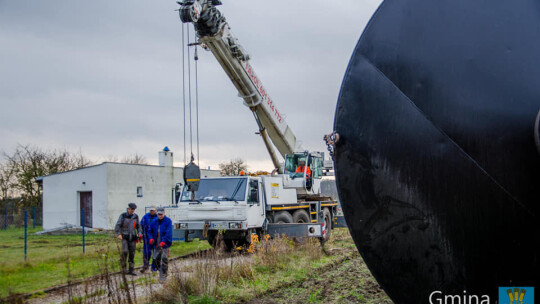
[{"xmin": 0, "ymin": 0, "xmax": 381, "ymax": 171}]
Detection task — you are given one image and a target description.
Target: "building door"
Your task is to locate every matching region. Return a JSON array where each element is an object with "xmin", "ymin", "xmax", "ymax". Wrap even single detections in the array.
[{"xmin": 79, "ymin": 191, "xmax": 92, "ymax": 228}]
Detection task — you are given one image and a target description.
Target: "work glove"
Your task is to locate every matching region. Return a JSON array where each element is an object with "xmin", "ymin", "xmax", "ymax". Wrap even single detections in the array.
[
  {"xmin": 149, "ymin": 239, "xmax": 155, "ymax": 245},
  {"xmin": 138, "ymin": 234, "xmax": 143, "ymax": 241},
  {"xmin": 160, "ymin": 242, "xmax": 165, "ymax": 248}
]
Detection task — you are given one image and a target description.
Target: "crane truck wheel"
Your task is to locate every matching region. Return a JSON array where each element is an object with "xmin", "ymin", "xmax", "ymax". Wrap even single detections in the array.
[
  {"xmin": 322, "ymin": 208, "xmax": 332, "ymax": 242},
  {"xmin": 291, "ymin": 209, "xmax": 311, "ymax": 244},
  {"xmin": 292, "ymin": 209, "xmax": 310, "ymax": 223},
  {"xmin": 273, "ymin": 211, "xmax": 293, "ymax": 223}
]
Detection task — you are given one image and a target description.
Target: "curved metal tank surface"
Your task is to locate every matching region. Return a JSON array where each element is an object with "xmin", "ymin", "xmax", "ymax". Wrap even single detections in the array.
[{"xmin": 333, "ymin": 0, "xmax": 540, "ymax": 303}]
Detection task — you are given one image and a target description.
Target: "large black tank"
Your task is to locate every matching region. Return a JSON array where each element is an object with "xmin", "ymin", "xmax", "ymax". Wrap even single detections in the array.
[{"xmin": 333, "ymin": 0, "xmax": 540, "ymax": 303}]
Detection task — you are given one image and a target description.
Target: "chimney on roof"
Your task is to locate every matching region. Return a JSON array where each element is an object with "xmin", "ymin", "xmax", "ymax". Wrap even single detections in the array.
[{"xmin": 159, "ymin": 146, "xmax": 173, "ymax": 167}]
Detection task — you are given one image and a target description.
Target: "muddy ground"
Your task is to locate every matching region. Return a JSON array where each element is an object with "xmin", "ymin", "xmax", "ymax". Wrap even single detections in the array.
[{"xmin": 248, "ymin": 252, "xmax": 393, "ymax": 304}]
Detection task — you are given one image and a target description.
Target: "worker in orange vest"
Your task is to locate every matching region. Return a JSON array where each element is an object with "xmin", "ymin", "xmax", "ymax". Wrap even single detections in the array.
[{"xmin": 295, "ymin": 160, "xmax": 311, "ymax": 178}]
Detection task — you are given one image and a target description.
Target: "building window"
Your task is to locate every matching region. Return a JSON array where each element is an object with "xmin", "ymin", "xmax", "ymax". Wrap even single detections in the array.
[{"xmin": 137, "ymin": 186, "xmax": 143, "ymax": 197}]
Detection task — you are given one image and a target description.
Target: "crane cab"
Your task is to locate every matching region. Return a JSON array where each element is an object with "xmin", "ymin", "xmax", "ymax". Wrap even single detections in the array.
[{"xmin": 282, "ymin": 152, "xmax": 324, "ymax": 195}]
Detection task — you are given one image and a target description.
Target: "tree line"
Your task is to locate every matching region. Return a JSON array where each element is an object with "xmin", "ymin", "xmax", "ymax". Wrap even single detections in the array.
[
  {"xmin": 0, "ymin": 144, "xmax": 148, "ymax": 208},
  {"xmin": 218, "ymin": 158, "xmax": 271, "ymax": 176},
  {"xmin": 0, "ymin": 144, "xmax": 263, "ymax": 209},
  {"xmin": 218, "ymin": 158, "xmax": 248, "ymax": 176}
]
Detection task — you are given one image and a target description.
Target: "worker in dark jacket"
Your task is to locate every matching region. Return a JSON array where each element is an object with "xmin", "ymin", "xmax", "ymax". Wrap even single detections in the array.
[
  {"xmin": 114, "ymin": 203, "xmax": 142, "ymax": 275},
  {"xmin": 140, "ymin": 206, "xmax": 158, "ymax": 273},
  {"xmin": 148, "ymin": 207, "xmax": 173, "ymax": 282}
]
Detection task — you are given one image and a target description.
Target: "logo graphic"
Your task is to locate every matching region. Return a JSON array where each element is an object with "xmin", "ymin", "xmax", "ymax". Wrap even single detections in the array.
[{"xmin": 499, "ymin": 287, "xmax": 534, "ymax": 304}]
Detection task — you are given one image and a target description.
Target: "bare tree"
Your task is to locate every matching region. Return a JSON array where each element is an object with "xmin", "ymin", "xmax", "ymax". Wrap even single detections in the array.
[
  {"xmin": 121, "ymin": 153, "xmax": 148, "ymax": 165},
  {"xmin": 0, "ymin": 163, "xmax": 16, "ymax": 200},
  {"xmin": 102, "ymin": 153, "xmax": 148, "ymax": 165},
  {"xmin": 2, "ymin": 144, "xmax": 92, "ymax": 207},
  {"xmin": 218, "ymin": 158, "xmax": 248, "ymax": 176},
  {"xmin": 103, "ymin": 155, "xmax": 119, "ymax": 163}
]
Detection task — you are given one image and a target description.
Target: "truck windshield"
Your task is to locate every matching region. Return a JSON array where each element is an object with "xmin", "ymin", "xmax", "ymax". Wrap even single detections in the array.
[{"xmin": 180, "ymin": 178, "xmax": 247, "ymax": 202}]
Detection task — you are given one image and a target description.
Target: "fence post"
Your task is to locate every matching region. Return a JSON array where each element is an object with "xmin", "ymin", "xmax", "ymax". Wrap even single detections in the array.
[
  {"xmin": 82, "ymin": 209, "xmax": 85, "ymax": 255},
  {"xmin": 32, "ymin": 206, "xmax": 36, "ymax": 229},
  {"xmin": 24, "ymin": 210, "xmax": 27, "ymax": 262}
]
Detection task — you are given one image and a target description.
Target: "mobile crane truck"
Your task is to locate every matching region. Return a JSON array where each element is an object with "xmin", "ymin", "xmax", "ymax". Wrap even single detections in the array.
[{"xmin": 172, "ymin": 0, "xmax": 338, "ymax": 250}]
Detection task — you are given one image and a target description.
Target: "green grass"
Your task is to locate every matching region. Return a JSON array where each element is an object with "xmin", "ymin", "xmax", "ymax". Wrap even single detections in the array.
[
  {"xmin": 308, "ymin": 288, "xmax": 322, "ymax": 303},
  {"xmin": 0, "ymin": 227, "xmax": 210, "ymax": 298},
  {"xmin": 218, "ymin": 255, "xmax": 341, "ymax": 302},
  {"xmin": 153, "ymin": 231, "xmax": 356, "ymax": 304},
  {"xmin": 188, "ymin": 295, "xmax": 221, "ymax": 304},
  {"xmin": 209, "ymin": 229, "xmax": 354, "ymax": 303}
]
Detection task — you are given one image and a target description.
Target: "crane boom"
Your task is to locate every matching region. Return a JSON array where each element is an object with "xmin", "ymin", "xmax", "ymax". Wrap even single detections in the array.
[{"xmin": 178, "ymin": 0, "xmax": 296, "ymax": 171}]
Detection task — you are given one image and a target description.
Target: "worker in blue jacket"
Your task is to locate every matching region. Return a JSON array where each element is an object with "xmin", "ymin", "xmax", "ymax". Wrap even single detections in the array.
[
  {"xmin": 140, "ymin": 206, "xmax": 158, "ymax": 273},
  {"xmin": 148, "ymin": 207, "xmax": 173, "ymax": 282}
]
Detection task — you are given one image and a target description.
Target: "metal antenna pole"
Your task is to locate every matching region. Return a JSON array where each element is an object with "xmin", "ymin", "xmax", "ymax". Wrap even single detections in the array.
[
  {"xmin": 24, "ymin": 210, "xmax": 27, "ymax": 261},
  {"xmin": 82, "ymin": 209, "xmax": 85, "ymax": 255}
]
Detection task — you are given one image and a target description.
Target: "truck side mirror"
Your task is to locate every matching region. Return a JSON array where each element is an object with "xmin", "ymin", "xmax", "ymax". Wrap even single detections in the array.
[{"xmin": 175, "ymin": 183, "xmax": 183, "ymax": 204}]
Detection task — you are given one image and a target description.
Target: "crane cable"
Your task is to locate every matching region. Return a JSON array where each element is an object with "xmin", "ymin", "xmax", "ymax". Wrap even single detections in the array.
[
  {"xmin": 187, "ymin": 26, "xmax": 193, "ymax": 161},
  {"xmin": 181, "ymin": 23, "xmax": 200, "ymax": 166},
  {"xmin": 194, "ymin": 43, "xmax": 200, "ymax": 166},
  {"xmin": 181, "ymin": 23, "xmax": 187, "ymax": 166}
]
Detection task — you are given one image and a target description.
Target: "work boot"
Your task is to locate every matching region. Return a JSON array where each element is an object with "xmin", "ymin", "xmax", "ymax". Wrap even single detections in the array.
[
  {"xmin": 127, "ymin": 271, "xmax": 137, "ymax": 276},
  {"xmin": 140, "ymin": 266, "xmax": 148, "ymax": 273}
]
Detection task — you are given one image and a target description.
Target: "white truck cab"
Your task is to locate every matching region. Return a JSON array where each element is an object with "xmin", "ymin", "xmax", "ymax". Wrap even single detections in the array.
[
  {"xmin": 174, "ymin": 173, "xmax": 335, "ymax": 250},
  {"xmin": 177, "ymin": 176, "xmax": 266, "ymax": 229},
  {"xmin": 282, "ymin": 151, "xmax": 326, "ymax": 195}
]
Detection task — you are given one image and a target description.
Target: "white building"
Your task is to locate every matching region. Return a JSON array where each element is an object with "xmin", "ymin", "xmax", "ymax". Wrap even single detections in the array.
[{"xmin": 37, "ymin": 149, "xmax": 219, "ymax": 230}]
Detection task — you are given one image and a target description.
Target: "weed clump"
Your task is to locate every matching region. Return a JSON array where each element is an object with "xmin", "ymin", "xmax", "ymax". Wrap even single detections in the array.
[
  {"xmin": 155, "ymin": 234, "xmax": 325, "ymax": 303},
  {"xmin": 60, "ymin": 240, "xmax": 139, "ymax": 304}
]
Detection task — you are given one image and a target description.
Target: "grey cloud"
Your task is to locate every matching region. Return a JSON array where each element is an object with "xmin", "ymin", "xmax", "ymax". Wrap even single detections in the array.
[{"xmin": 0, "ymin": 0, "xmax": 382, "ymax": 171}]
